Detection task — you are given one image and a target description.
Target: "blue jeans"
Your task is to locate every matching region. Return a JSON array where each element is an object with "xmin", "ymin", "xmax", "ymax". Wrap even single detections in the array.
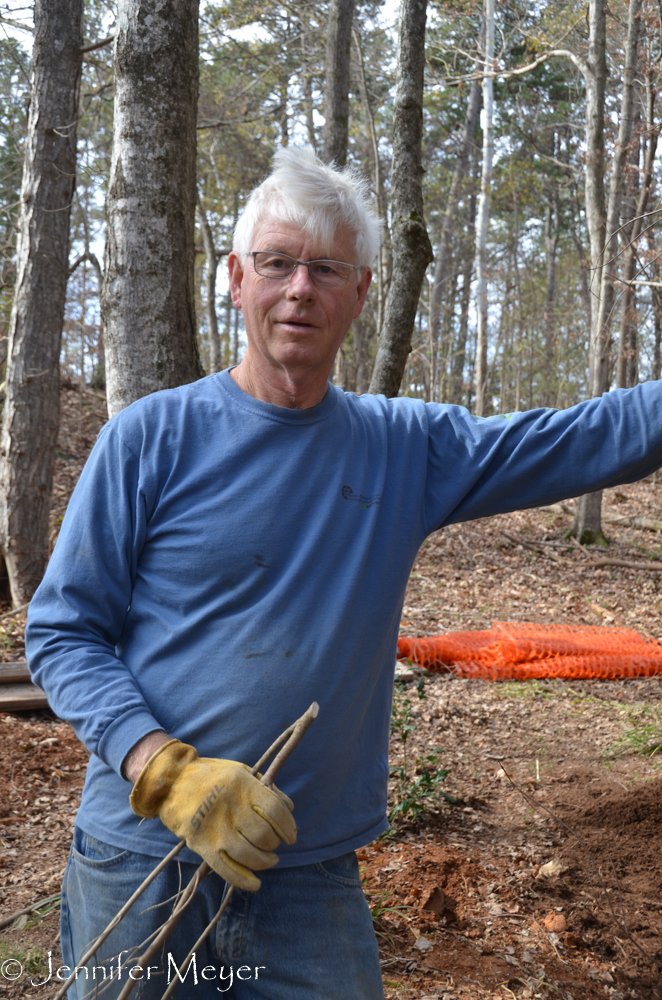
[{"xmin": 59, "ymin": 828, "xmax": 384, "ymax": 999}]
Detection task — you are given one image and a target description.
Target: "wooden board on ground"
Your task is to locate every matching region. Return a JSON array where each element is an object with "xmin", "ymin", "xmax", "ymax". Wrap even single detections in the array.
[
  {"xmin": 0, "ymin": 661, "xmax": 30, "ymax": 684},
  {"xmin": 0, "ymin": 681, "xmax": 49, "ymax": 711}
]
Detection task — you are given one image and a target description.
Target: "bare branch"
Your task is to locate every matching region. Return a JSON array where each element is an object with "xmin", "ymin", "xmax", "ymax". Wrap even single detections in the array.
[{"xmin": 81, "ymin": 34, "xmax": 115, "ymax": 55}]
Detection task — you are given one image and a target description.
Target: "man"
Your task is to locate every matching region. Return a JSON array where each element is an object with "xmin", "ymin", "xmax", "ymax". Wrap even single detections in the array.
[{"xmin": 26, "ymin": 146, "xmax": 662, "ymax": 999}]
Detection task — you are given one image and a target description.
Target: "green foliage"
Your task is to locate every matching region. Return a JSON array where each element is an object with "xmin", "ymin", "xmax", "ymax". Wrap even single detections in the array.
[
  {"xmin": 389, "ymin": 748, "xmax": 451, "ymax": 825},
  {"xmin": 0, "ymin": 940, "xmax": 49, "ymax": 976},
  {"xmin": 607, "ymin": 716, "xmax": 662, "ymax": 760},
  {"xmin": 390, "ymin": 685, "xmax": 417, "ymax": 766},
  {"xmin": 388, "ymin": 684, "xmax": 454, "ymax": 828}
]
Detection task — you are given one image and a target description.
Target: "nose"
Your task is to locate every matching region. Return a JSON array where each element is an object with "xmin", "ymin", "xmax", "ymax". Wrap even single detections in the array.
[{"xmin": 286, "ymin": 261, "xmax": 317, "ymax": 300}]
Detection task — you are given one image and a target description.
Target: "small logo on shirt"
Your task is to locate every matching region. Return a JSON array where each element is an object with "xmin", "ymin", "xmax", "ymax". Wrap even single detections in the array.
[{"xmin": 341, "ymin": 485, "xmax": 381, "ymax": 509}]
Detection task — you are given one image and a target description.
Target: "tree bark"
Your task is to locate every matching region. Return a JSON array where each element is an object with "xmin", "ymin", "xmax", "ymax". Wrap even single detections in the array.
[
  {"xmin": 354, "ymin": 27, "xmax": 387, "ymax": 340},
  {"xmin": 300, "ymin": 15, "xmax": 317, "ymax": 152},
  {"xmin": 591, "ymin": 0, "xmax": 640, "ymax": 395},
  {"xmin": 473, "ymin": 0, "xmax": 495, "ymax": 416},
  {"xmin": 321, "ymin": 0, "xmax": 356, "ymax": 167},
  {"xmin": 369, "ymin": 0, "xmax": 433, "ymax": 397},
  {"xmin": 450, "ymin": 148, "xmax": 479, "ymax": 406},
  {"xmin": 651, "ymin": 233, "xmax": 662, "ymax": 381},
  {"xmin": 0, "ymin": 0, "xmax": 83, "ymax": 606},
  {"xmin": 573, "ymin": 0, "xmax": 640, "ymax": 542},
  {"xmin": 617, "ymin": 74, "xmax": 657, "ymax": 387},
  {"xmin": 196, "ymin": 193, "xmax": 221, "ymax": 373},
  {"xmin": 543, "ymin": 184, "xmax": 560, "ymax": 406},
  {"xmin": 452, "ymin": 249, "xmax": 473, "ymax": 405},
  {"xmin": 101, "ymin": 0, "xmax": 203, "ymax": 418},
  {"xmin": 428, "ymin": 28, "xmax": 482, "ymax": 398}
]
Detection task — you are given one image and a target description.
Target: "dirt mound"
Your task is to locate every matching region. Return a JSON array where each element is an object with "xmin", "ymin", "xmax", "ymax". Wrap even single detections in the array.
[{"xmin": 523, "ymin": 771, "xmax": 662, "ymax": 995}]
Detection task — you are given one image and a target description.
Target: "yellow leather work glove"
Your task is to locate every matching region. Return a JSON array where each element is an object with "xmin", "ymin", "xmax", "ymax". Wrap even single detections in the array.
[{"xmin": 129, "ymin": 739, "xmax": 297, "ymax": 891}]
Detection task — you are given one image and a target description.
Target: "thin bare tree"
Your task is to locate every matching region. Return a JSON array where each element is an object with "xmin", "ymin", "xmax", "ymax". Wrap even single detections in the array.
[
  {"xmin": 428, "ymin": 27, "xmax": 482, "ymax": 403},
  {"xmin": 321, "ymin": 0, "xmax": 356, "ymax": 167},
  {"xmin": 617, "ymin": 70, "xmax": 658, "ymax": 388},
  {"xmin": 196, "ymin": 193, "xmax": 221, "ymax": 374},
  {"xmin": 572, "ymin": 0, "xmax": 641, "ymax": 542},
  {"xmin": 369, "ymin": 0, "xmax": 433, "ymax": 397},
  {"xmin": 0, "ymin": 0, "xmax": 83, "ymax": 605},
  {"xmin": 473, "ymin": 0, "xmax": 495, "ymax": 416}
]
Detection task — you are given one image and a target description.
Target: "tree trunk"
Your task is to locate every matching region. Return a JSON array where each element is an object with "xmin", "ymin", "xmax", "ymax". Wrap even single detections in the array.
[
  {"xmin": 653, "ymin": 288, "xmax": 662, "ymax": 382},
  {"xmin": 573, "ymin": 0, "xmax": 640, "ymax": 542},
  {"xmin": 651, "ymin": 232, "xmax": 662, "ymax": 381},
  {"xmin": 617, "ymin": 74, "xmax": 657, "ymax": 387},
  {"xmin": 354, "ymin": 27, "xmax": 387, "ymax": 341},
  {"xmin": 437, "ymin": 263, "xmax": 459, "ymax": 402},
  {"xmin": 591, "ymin": 0, "xmax": 640, "ymax": 394},
  {"xmin": 196, "ymin": 193, "xmax": 221, "ymax": 374},
  {"xmin": 428, "ymin": 39, "xmax": 482, "ymax": 399},
  {"xmin": 452, "ymin": 250, "xmax": 473, "ymax": 405},
  {"xmin": 543, "ymin": 183, "xmax": 560, "ymax": 406},
  {"xmin": 473, "ymin": 0, "xmax": 495, "ymax": 416},
  {"xmin": 369, "ymin": 0, "xmax": 433, "ymax": 397},
  {"xmin": 321, "ymin": 0, "xmax": 356, "ymax": 167},
  {"xmin": 300, "ymin": 15, "xmax": 317, "ymax": 152},
  {"xmin": 450, "ymin": 149, "xmax": 479, "ymax": 406},
  {"xmin": 101, "ymin": 0, "xmax": 203, "ymax": 418},
  {"xmin": 0, "ymin": 0, "xmax": 83, "ymax": 606}
]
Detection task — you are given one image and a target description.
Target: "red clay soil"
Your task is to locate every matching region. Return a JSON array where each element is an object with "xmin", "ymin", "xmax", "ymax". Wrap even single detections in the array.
[{"xmin": 360, "ymin": 769, "xmax": 662, "ymax": 999}]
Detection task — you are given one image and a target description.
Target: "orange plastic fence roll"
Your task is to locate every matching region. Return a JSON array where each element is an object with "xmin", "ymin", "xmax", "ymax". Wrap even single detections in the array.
[{"xmin": 397, "ymin": 622, "xmax": 662, "ymax": 680}]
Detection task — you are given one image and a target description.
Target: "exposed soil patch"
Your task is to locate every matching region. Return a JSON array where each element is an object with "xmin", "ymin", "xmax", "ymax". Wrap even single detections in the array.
[
  {"xmin": 0, "ymin": 710, "xmax": 88, "ymax": 997},
  {"xmin": 371, "ymin": 668, "xmax": 662, "ymax": 1000}
]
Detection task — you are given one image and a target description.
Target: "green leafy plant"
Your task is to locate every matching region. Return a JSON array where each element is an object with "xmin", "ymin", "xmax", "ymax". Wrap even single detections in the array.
[
  {"xmin": 389, "ymin": 749, "xmax": 452, "ymax": 825},
  {"xmin": 390, "ymin": 685, "xmax": 417, "ymax": 777},
  {"xmin": 388, "ymin": 685, "xmax": 456, "ymax": 827}
]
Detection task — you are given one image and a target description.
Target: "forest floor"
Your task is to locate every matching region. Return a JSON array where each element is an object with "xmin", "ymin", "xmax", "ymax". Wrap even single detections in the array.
[{"xmin": 1, "ymin": 385, "xmax": 662, "ymax": 1000}]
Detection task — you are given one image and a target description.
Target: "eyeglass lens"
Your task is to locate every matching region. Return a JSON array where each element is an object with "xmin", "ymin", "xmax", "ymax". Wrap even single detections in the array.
[{"xmin": 252, "ymin": 252, "xmax": 354, "ymax": 287}]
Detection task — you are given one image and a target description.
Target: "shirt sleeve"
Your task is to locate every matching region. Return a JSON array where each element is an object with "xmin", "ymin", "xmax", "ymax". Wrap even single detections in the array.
[
  {"xmin": 25, "ymin": 419, "xmax": 164, "ymax": 777},
  {"xmin": 423, "ymin": 381, "xmax": 662, "ymax": 535}
]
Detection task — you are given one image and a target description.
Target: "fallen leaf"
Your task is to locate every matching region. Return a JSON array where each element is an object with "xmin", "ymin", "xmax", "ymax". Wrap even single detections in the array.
[{"xmin": 538, "ymin": 858, "xmax": 567, "ymax": 878}]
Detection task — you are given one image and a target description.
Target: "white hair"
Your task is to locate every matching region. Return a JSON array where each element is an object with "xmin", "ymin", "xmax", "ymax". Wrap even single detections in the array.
[{"xmin": 233, "ymin": 146, "xmax": 381, "ymax": 268}]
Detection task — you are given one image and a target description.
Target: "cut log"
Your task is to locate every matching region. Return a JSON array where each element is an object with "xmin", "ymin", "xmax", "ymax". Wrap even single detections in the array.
[
  {"xmin": 0, "ymin": 661, "xmax": 30, "ymax": 684},
  {"xmin": 0, "ymin": 681, "xmax": 48, "ymax": 711}
]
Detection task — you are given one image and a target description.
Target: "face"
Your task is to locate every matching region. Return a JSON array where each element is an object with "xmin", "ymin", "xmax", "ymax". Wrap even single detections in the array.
[{"xmin": 228, "ymin": 218, "xmax": 372, "ymax": 380}]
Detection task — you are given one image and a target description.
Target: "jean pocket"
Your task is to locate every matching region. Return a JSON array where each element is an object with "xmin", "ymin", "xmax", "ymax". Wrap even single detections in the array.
[
  {"xmin": 70, "ymin": 827, "xmax": 132, "ymax": 868},
  {"xmin": 313, "ymin": 851, "xmax": 363, "ymax": 887}
]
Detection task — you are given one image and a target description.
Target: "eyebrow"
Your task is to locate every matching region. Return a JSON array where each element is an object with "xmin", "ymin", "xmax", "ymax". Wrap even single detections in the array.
[{"xmin": 256, "ymin": 248, "xmax": 351, "ymax": 263}]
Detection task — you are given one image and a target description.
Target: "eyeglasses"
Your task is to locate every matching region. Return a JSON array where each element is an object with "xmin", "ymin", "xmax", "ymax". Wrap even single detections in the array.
[{"xmin": 249, "ymin": 251, "xmax": 360, "ymax": 287}]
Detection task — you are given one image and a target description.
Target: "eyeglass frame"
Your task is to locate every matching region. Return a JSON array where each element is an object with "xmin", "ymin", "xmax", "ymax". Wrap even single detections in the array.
[{"xmin": 248, "ymin": 250, "xmax": 362, "ymax": 287}]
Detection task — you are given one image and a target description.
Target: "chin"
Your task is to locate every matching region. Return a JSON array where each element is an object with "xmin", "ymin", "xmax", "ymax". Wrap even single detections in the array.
[{"xmin": 272, "ymin": 347, "xmax": 329, "ymax": 368}]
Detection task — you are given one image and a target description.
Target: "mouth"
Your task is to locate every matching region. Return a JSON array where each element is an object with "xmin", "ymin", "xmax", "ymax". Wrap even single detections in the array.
[{"xmin": 278, "ymin": 318, "xmax": 316, "ymax": 330}]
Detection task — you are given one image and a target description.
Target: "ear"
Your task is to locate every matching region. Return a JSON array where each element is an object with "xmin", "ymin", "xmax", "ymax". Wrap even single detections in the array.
[
  {"xmin": 228, "ymin": 253, "xmax": 245, "ymax": 309},
  {"xmin": 352, "ymin": 268, "xmax": 372, "ymax": 320}
]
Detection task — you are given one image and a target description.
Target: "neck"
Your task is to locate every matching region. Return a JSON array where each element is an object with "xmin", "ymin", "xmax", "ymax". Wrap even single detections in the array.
[{"xmin": 230, "ymin": 355, "xmax": 332, "ymax": 409}]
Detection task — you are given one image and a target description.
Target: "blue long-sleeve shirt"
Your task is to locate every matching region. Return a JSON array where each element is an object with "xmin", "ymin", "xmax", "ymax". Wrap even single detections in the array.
[{"xmin": 25, "ymin": 370, "xmax": 662, "ymax": 864}]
